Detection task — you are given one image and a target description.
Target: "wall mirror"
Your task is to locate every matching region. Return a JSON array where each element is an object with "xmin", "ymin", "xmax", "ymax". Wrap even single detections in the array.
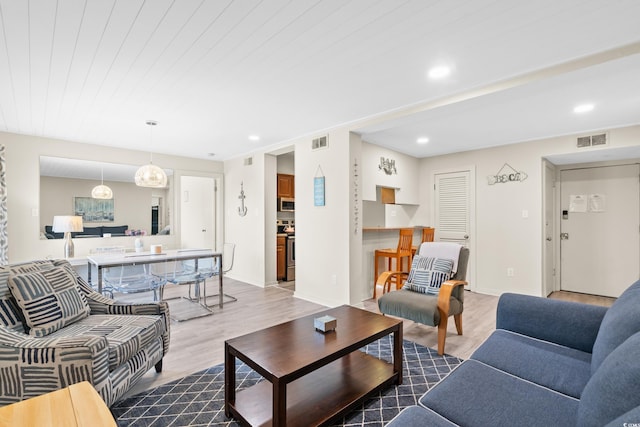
[{"xmin": 39, "ymin": 156, "xmax": 173, "ymax": 240}]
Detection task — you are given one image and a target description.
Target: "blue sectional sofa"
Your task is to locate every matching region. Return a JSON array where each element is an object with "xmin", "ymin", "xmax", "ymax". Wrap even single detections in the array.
[{"xmin": 387, "ymin": 280, "xmax": 640, "ymax": 426}]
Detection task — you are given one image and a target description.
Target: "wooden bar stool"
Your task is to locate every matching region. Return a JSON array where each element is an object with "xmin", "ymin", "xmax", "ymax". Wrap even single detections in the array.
[
  {"xmin": 373, "ymin": 228, "xmax": 413, "ymax": 298},
  {"xmin": 411, "ymin": 227, "xmax": 435, "ymax": 256}
]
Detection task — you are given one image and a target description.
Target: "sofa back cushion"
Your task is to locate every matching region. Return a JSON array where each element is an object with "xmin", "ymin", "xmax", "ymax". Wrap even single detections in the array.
[
  {"xmin": 578, "ymin": 331, "xmax": 640, "ymax": 426},
  {"xmin": 8, "ymin": 265, "xmax": 90, "ymax": 337},
  {"xmin": 591, "ymin": 279, "xmax": 640, "ymax": 374},
  {"xmin": 0, "ymin": 260, "xmax": 57, "ymax": 332}
]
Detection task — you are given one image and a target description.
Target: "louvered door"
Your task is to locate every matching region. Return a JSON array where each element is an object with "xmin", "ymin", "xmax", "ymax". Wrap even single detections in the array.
[{"xmin": 435, "ymin": 171, "xmax": 470, "ymax": 246}]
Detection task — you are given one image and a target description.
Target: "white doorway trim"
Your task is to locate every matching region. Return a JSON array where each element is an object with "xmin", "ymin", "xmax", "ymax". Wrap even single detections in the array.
[{"xmin": 542, "ymin": 159, "xmax": 558, "ymax": 296}]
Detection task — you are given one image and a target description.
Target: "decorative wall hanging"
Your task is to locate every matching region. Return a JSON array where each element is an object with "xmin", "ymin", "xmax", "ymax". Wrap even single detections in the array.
[
  {"xmin": 353, "ymin": 160, "xmax": 359, "ymax": 234},
  {"xmin": 74, "ymin": 197, "xmax": 114, "ymax": 222},
  {"xmin": 487, "ymin": 163, "xmax": 528, "ymax": 185},
  {"xmin": 238, "ymin": 181, "xmax": 247, "ymax": 217},
  {"xmin": 378, "ymin": 157, "xmax": 397, "ymax": 175},
  {"xmin": 314, "ymin": 165, "xmax": 325, "ymax": 207}
]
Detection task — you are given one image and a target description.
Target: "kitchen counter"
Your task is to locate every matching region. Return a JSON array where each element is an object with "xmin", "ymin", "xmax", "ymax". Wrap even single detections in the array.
[{"xmin": 362, "ymin": 226, "xmax": 428, "ymax": 232}]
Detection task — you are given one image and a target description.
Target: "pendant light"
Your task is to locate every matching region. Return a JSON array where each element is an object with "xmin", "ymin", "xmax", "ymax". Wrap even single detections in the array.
[
  {"xmin": 135, "ymin": 120, "xmax": 167, "ymax": 188},
  {"xmin": 91, "ymin": 167, "xmax": 113, "ymax": 199}
]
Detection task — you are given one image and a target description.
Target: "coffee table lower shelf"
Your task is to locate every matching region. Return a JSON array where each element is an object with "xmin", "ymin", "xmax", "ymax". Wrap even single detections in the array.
[{"xmin": 229, "ymin": 351, "xmax": 397, "ymax": 426}]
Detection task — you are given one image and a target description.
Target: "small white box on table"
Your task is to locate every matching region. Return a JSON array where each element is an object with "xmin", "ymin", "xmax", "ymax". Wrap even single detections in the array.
[{"xmin": 314, "ymin": 315, "xmax": 337, "ymax": 333}]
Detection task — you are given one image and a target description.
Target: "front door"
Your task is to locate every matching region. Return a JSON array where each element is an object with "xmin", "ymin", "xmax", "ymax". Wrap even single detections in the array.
[{"xmin": 559, "ymin": 164, "xmax": 639, "ymax": 297}]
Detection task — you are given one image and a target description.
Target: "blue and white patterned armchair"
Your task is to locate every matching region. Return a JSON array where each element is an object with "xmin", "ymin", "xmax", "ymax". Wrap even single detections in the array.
[{"xmin": 0, "ymin": 259, "xmax": 170, "ymax": 407}]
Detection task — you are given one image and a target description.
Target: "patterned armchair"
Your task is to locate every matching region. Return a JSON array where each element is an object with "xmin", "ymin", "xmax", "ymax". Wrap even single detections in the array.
[{"xmin": 0, "ymin": 259, "xmax": 170, "ymax": 407}]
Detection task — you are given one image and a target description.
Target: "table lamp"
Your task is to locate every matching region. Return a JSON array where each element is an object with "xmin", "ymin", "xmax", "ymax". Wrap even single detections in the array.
[{"xmin": 52, "ymin": 215, "xmax": 83, "ymax": 258}]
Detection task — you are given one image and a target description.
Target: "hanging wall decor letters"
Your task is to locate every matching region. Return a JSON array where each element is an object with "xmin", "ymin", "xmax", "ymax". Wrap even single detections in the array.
[
  {"xmin": 378, "ymin": 157, "xmax": 397, "ymax": 175},
  {"xmin": 487, "ymin": 163, "xmax": 528, "ymax": 185}
]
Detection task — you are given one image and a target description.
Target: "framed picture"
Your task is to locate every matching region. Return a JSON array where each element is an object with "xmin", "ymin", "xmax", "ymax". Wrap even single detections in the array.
[{"xmin": 74, "ymin": 197, "xmax": 114, "ymax": 222}]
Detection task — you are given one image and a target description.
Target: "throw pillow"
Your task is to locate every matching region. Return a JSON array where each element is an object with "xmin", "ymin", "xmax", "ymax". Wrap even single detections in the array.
[
  {"xmin": 8, "ymin": 266, "xmax": 90, "ymax": 337},
  {"xmin": 404, "ymin": 255, "xmax": 454, "ymax": 295}
]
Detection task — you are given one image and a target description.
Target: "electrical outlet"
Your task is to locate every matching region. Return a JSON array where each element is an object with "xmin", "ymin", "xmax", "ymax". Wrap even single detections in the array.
[{"xmin": 507, "ymin": 268, "xmax": 514, "ymax": 277}]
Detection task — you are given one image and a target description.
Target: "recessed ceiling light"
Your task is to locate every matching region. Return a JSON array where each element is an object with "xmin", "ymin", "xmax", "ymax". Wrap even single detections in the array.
[
  {"xmin": 417, "ymin": 137, "xmax": 429, "ymax": 144},
  {"xmin": 427, "ymin": 66, "xmax": 451, "ymax": 80},
  {"xmin": 248, "ymin": 135, "xmax": 260, "ymax": 141},
  {"xmin": 573, "ymin": 103, "xmax": 594, "ymax": 114}
]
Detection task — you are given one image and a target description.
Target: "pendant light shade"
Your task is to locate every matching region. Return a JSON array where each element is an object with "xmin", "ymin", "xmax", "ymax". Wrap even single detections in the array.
[
  {"xmin": 91, "ymin": 184, "xmax": 113, "ymax": 199},
  {"xmin": 136, "ymin": 120, "xmax": 168, "ymax": 188},
  {"xmin": 92, "ymin": 167, "xmax": 113, "ymax": 199},
  {"xmin": 135, "ymin": 163, "xmax": 168, "ymax": 188}
]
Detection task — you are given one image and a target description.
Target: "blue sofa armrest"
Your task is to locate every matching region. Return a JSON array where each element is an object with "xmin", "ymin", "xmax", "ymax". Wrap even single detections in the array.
[{"xmin": 496, "ymin": 293, "xmax": 608, "ymax": 353}]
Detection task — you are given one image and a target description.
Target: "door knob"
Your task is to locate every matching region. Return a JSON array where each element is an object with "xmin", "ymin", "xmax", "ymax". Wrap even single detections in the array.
[
  {"xmin": 560, "ymin": 233, "xmax": 569, "ymax": 240},
  {"xmin": 464, "ymin": 235, "xmax": 469, "ymax": 239},
  {"xmin": 546, "ymin": 237, "xmax": 552, "ymax": 241}
]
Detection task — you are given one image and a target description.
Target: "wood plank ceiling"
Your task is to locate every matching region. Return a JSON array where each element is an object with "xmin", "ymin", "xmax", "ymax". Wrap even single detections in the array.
[{"xmin": 0, "ymin": 0, "xmax": 639, "ymax": 160}]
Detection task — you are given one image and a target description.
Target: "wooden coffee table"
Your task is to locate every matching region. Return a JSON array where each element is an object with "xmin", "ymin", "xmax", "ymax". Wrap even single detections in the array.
[{"xmin": 225, "ymin": 305, "xmax": 403, "ymax": 426}]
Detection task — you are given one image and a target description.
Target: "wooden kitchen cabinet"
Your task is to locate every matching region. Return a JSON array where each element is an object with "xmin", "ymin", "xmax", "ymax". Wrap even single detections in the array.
[
  {"xmin": 277, "ymin": 174, "xmax": 294, "ymax": 198},
  {"xmin": 277, "ymin": 235, "xmax": 286, "ymax": 280}
]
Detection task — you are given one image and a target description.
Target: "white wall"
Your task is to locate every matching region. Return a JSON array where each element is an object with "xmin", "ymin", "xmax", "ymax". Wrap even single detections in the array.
[
  {"xmin": 361, "ymin": 141, "xmax": 420, "ymax": 204},
  {"xmin": 294, "ymin": 129, "xmax": 352, "ymax": 306},
  {"xmin": 2, "ymin": 131, "xmax": 223, "ymax": 263},
  {"xmin": 418, "ymin": 125, "xmax": 640, "ymax": 296},
  {"xmin": 223, "ymin": 155, "xmax": 269, "ymax": 286}
]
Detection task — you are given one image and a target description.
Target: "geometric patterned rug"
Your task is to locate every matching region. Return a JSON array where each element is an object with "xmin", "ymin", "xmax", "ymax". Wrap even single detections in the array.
[{"xmin": 112, "ymin": 335, "xmax": 462, "ymax": 426}]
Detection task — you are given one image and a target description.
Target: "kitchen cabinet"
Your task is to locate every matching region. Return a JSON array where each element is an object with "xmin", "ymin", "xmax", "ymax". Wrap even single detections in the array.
[
  {"xmin": 277, "ymin": 235, "xmax": 286, "ymax": 280},
  {"xmin": 277, "ymin": 174, "xmax": 294, "ymax": 198}
]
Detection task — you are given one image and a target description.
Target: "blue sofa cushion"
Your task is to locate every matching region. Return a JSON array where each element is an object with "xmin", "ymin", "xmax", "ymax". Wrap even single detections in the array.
[
  {"xmin": 419, "ymin": 360, "xmax": 579, "ymax": 427},
  {"xmin": 471, "ymin": 329, "xmax": 592, "ymax": 398},
  {"xmin": 578, "ymin": 331, "xmax": 640, "ymax": 427},
  {"xmin": 591, "ymin": 279, "xmax": 640, "ymax": 374},
  {"xmin": 102, "ymin": 225, "xmax": 128, "ymax": 236},
  {"xmin": 604, "ymin": 405, "xmax": 640, "ymax": 427},
  {"xmin": 496, "ymin": 293, "xmax": 607, "ymax": 353},
  {"xmin": 77, "ymin": 226, "xmax": 102, "ymax": 236},
  {"xmin": 386, "ymin": 405, "xmax": 457, "ymax": 426}
]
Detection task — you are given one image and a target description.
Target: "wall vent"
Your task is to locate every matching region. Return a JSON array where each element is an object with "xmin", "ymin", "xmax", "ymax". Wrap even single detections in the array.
[
  {"xmin": 576, "ymin": 132, "xmax": 608, "ymax": 148},
  {"xmin": 312, "ymin": 135, "xmax": 328, "ymax": 150},
  {"xmin": 244, "ymin": 156, "xmax": 253, "ymax": 166},
  {"xmin": 591, "ymin": 133, "xmax": 607, "ymax": 146},
  {"xmin": 576, "ymin": 136, "xmax": 592, "ymax": 148}
]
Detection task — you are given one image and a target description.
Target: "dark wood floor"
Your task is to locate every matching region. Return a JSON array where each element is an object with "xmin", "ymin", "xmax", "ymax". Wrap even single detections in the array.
[{"xmin": 122, "ymin": 278, "xmax": 613, "ymax": 398}]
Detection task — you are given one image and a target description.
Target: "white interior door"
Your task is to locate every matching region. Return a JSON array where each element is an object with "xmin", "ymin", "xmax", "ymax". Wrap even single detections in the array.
[
  {"xmin": 434, "ymin": 169, "xmax": 474, "ymax": 287},
  {"xmin": 560, "ymin": 164, "xmax": 639, "ymax": 297},
  {"xmin": 180, "ymin": 175, "xmax": 216, "ymax": 249}
]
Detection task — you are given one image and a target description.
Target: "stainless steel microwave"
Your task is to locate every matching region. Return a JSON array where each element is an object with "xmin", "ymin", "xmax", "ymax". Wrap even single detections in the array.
[{"xmin": 278, "ymin": 197, "xmax": 295, "ymax": 212}]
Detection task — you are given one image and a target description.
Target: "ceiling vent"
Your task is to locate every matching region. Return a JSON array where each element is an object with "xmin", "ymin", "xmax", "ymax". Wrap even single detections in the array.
[
  {"xmin": 244, "ymin": 156, "xmax": 253, "ymax": 166},
  {"xmin": 577, "ymin": 132, "xmax": 608, "ymax": 148},
  {"xmin": 312, "ymin": 135, "xmax": 328, "ymax": 150}
]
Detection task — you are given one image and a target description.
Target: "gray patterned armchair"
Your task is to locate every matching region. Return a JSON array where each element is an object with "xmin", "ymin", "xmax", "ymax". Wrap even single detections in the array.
[{"xmin": 0, "ymin": 259, "xmax": 170, "ymax": 407}]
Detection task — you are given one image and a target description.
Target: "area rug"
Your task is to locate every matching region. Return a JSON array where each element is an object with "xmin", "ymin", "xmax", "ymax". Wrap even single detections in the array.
[{"xmin": 112, "ymin": 336, "xmax": 462, "ymax": 426}]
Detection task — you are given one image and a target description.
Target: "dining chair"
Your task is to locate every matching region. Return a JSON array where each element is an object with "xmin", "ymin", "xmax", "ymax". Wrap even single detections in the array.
[{"xmin": 373, "ymin": 228, "xmax": 413, "ymax": 298}]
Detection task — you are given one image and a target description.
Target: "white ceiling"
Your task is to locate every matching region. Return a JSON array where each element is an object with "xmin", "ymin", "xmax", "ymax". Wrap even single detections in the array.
[{"xmin": 1, "ymin": 0, "xmax": 639, "ymax": 161}]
